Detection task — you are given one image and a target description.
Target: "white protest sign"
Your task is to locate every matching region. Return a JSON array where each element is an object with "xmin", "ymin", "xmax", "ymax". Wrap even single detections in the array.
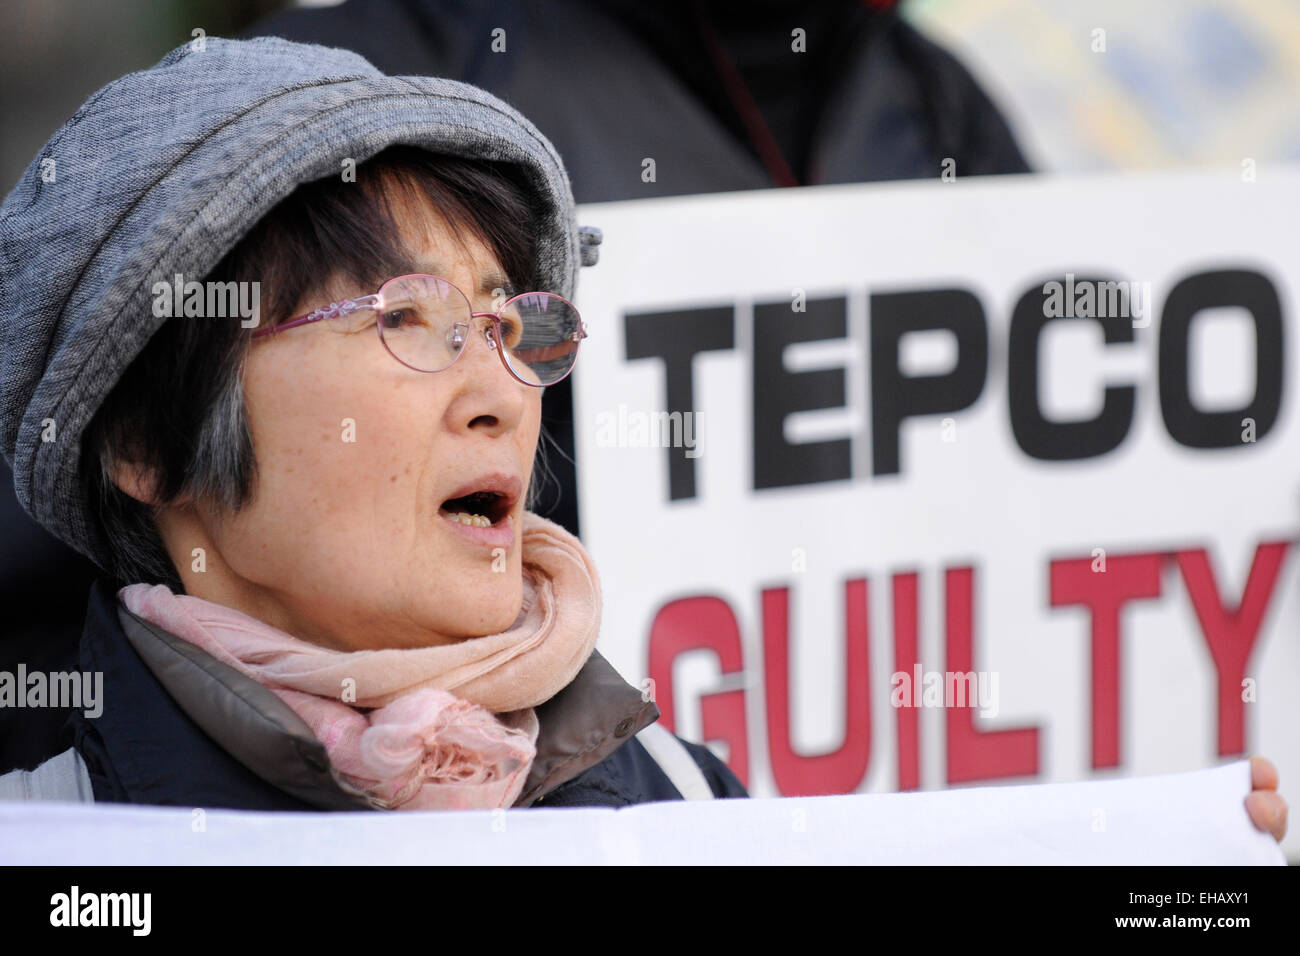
[
  {"xmin": 572, "ymin": 169, "xmax": 1300, "ymax": 860},
  {"xmin": 0, "ymin": 761, "xmax": 1281, "ymax": 865}
]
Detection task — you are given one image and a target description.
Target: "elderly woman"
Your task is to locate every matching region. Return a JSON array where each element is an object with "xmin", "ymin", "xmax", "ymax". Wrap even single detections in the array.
[
  {"xmin": 0, "ymin": 37, "xmax": 1287, "ymax": 843},
  {"xmin": 0, "ymin": 36, "xmax": 742, "ymax": 811}
]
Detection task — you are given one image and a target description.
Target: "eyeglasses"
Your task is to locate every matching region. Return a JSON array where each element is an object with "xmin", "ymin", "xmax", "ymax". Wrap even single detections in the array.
[{"xmin": 250, "ymin": 273, "xmax": 587, "ymax": 386}]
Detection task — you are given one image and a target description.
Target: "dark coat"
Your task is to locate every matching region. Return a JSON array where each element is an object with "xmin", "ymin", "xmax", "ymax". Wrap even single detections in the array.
[{"xmin": 2, "ymin": 579, "xmax": 747, "ymax": 810}]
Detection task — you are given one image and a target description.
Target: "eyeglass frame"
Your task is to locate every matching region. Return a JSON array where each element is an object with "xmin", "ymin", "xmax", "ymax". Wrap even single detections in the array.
[{"xmin": 249, "ymin": 272, "xmax": 588, "ymax": 387}]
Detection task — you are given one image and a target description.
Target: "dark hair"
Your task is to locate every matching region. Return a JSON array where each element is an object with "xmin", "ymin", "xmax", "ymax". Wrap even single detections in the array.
[{"xmin": 84, "ymin": 145, "xmax": 550, "ymax": 590}]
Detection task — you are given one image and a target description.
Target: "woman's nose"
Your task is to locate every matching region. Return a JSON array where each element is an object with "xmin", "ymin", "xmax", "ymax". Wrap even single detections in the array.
[{"xmin": 441, "ymin": 315, "xmax": 527, "ymax": 431}]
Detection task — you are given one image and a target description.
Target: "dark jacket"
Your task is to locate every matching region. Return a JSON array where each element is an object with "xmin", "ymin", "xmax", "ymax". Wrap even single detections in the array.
[{"xmin": 2, "ymin": 579, "xmax": 747, "ymax": 810}]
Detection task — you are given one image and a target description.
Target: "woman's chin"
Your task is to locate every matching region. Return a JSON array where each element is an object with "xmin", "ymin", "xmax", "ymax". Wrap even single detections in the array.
[{"xmin": 432, "ymin": 596, "xmax": 524, "ymax": 642}]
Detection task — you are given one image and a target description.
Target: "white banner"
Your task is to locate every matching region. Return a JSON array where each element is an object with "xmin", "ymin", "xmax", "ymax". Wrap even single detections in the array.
[
  {"xmin": 0, "ymin": 761, "xmax": 1282, "ymax": 865},
  {"xmin": 572, "ymin": 169, "xmax": 1300, "ymax": 860}
]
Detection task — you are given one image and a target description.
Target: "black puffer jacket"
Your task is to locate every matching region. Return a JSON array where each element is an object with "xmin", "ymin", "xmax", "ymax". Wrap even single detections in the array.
[{"xmin": 1, "ymin": 580, "xmax": 747, "ymax": 810}]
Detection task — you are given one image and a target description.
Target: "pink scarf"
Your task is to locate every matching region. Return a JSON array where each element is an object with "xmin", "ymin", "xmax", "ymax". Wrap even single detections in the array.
[{"xmin": 118, "ymin": 512, "xmax": 601, "ymax": 811}]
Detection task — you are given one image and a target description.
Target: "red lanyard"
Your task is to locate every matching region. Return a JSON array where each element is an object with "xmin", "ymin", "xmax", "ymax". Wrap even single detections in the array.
[{"xmin": 687, "ymin": 0, "xmax": 802, "ymax": 188}]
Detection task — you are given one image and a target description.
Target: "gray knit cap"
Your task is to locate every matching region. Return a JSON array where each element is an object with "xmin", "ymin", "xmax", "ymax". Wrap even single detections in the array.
[{"xmin": 0, "ymin": 36, "xmax": 601, "ymax": 572}]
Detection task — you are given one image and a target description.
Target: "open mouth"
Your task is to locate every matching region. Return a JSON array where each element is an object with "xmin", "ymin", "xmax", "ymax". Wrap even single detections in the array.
[
  {"xmin": 438, "ymin": 490, "xmax": 512, "ymax": 527},
  {"xmin": 436, "ymin": 473, "xmax": 521, "ymax": 547}
]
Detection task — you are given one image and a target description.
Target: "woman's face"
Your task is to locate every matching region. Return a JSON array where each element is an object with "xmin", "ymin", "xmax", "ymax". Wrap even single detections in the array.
[{"xmin": 188, "ymin": 193, "xmax": 541, "ymax": 649}]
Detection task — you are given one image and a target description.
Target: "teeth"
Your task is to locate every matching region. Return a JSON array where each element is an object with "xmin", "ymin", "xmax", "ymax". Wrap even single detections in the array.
[{"xmin": 447, "ymin": 512, "xmax": 492, "ymax": 527}]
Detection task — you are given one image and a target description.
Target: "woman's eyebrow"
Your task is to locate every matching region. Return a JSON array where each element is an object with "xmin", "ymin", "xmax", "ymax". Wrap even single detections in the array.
[{"xmin": 400, "ymin": 258, "xmax": 515, "ymax": 296}]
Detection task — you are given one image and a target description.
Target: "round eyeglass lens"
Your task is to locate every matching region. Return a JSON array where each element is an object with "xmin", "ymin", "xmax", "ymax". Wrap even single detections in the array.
[
  {"xmin": 499, "ymin": 293, "xmax": 583, "ymax": 385},
  {"xmin": 375, "ymin": 275, "xmax": 473, "ymax": 373}
]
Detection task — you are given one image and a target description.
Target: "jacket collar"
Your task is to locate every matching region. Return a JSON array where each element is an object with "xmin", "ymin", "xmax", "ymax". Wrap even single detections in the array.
[{"xmin": 85, "ymin": 578, "xmax": 659, "ymax": 809}]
